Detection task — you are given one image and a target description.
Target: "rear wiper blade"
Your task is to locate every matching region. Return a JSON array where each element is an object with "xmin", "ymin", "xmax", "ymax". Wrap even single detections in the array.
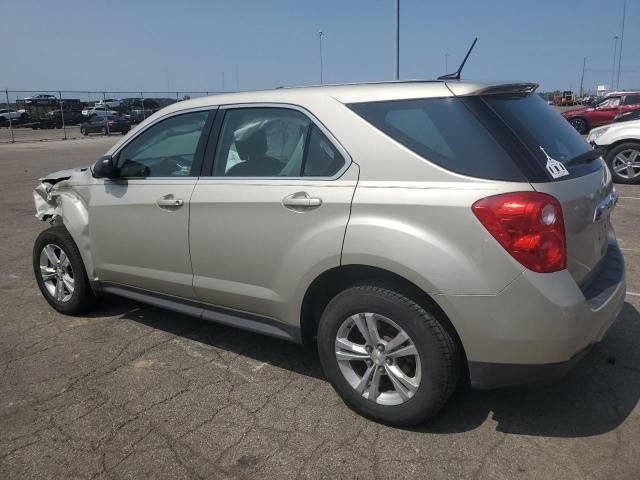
[{"xmin": 565, "ymin": 148, "xmax": 604, "ymax": 167}]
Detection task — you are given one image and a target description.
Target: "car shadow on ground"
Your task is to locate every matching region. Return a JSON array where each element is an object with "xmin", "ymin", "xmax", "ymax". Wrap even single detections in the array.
[
  {"xmin": 420, "ymin": 301, "xmax": 640, "ymax": 437},
  {"xmin": 94, "ymin": 296, "xmax": 640, "ymax": 438}
]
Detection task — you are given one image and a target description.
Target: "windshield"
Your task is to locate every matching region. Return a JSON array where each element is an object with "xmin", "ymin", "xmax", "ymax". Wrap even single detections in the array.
[{"xmin": 482, "ymin": 93, "xmax": 601, "ymax": 180}]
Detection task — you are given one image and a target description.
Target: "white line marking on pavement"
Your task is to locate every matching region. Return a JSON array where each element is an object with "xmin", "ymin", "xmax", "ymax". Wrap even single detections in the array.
[
  {"xmin": 619, "ymin": 196, "xmax": 640, "ymax": 200},
  {"xmin": 627, "ymin": 292, "xmax": 640, "ymax": 297}
]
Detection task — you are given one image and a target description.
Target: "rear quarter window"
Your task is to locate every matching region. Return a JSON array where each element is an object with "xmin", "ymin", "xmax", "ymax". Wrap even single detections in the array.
[
  {"xmin": 348, "ymin": 97, "xmax": 526, "ymax": 181},
  {"xmin": 482, "ymin": 93, "xmax": 601, "ymax": 180}
]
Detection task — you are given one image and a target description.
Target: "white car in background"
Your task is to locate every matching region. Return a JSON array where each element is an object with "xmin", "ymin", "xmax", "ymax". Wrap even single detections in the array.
[
  {"xmin": 81, "ymin": 105, "xmax": 118, "ymax": 118},
  {"xmin": 0, "ymin": 108, "xmax": 27, "ymax": 122},
  {"xmin": 95, "ymin": 98, "xmax": 123, "ymax": 109},
  {"xmin": 23, "ymin": 94, "xmax": 57, "ymax": 104},
  {"xmin": 588, "ymin": 119, "xmax": 640, "ymax": 184}
]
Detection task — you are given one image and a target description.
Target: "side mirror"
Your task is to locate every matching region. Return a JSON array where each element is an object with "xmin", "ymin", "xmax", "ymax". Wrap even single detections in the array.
[{"xmin": 92, "ymin": 155, "xmax": 118, "ymax": 179}]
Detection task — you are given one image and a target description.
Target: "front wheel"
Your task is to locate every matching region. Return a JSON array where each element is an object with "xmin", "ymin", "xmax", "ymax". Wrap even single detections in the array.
[
  {"xmin": 33, "ymin": 226, "xmax": 96, "ymax": 315},
  {"xmin": 80, "ymin": 127, "xmax": 87, "ymax": 136},
  {"xmin": 606, "ymin": 142, "xmax": 640, "ymax": 184},
  {"xmin": 317, "ymin": 286, "xmax": 460, "ymax": 426}
]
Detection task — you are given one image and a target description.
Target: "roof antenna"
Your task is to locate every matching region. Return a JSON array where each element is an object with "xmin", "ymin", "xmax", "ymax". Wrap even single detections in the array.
[{"xmin": 438, "ymin": 37, "xmax": 477, "ymax": 81}]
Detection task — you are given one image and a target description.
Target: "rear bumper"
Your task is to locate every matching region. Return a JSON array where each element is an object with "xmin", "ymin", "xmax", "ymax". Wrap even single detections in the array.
[
  {"xmin": 436, "ymin": 238, "xmax": 625, "ymax": 389},
  {"xmin": 468, "ymin": 344, "xmax": 593, "ymax": 389}
]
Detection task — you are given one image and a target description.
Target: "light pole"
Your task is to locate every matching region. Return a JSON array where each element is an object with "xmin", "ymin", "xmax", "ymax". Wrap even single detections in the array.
[
  {"xmin": 616, "ymin": 0, "xmax": 627, "ymax": 90},
  {"xmin": 611, "ymin": 35, "xmax": 620, "ymax": 90},
  {"xmin": 393, "ymin": 0, "xmax": 400, "ymax": 80},
  {"xmin": 579, "ymin": 57, "xmax": 586, "ymax": 98},
  {"xmin": 317, "ymin": 31, "xmax": 324, "ymax": 84}
]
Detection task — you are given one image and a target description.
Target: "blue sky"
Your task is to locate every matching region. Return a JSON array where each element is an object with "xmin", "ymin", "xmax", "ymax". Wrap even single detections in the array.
[{"xmin": 2, "ymin": 0, "xmax": 638, "ymax": 93}]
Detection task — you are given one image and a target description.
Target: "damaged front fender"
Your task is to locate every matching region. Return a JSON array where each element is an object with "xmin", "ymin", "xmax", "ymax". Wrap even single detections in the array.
[
  {"xmin": 33, "ymin": 167, "xmax": 97, "ymax": 283},
  {"xmin": 34, "ymin": 180, "xmax": 66, "ymax": 221}
]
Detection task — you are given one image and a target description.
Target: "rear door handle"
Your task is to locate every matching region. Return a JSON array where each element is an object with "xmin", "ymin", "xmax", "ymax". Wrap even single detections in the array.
[
  {"xmin": 282, "ymin": 192, "xmax": 322, "ymax": 210},
  {"xmin": 156, "ymin": 196, "xmax": 184, "ymax": 209}
]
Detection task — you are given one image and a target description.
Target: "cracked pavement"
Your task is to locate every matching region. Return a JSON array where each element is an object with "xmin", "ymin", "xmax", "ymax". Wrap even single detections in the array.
[{"xmin": 1, "ymin": 137, "xmax": 639, "ymax": 479}]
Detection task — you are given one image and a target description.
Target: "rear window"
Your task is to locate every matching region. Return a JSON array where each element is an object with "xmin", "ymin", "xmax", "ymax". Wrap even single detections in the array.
[
  {"xmin": 482, "ymin": 93, "xmax": 600, "ymax": 180},
  {"xmin": 349, "ymin": 97, "xmax": 525, "ymax": 181}
]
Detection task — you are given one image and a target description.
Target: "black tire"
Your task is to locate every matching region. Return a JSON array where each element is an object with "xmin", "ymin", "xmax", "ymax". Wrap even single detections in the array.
[
  {"xmin": 568, "ymin": 117, "xmax": 588, "ymax": 134},
  {"xmin": 101, "ymin": 127, "xmax": 109, "ymax": 136},
  {"xmin": 122, "ymin": 130, "xmax": 129, "ymax": 135},
  {"xmin": 317, "ymin": 286, "xmax": 460, "ymax": 427},
  {"xmin": 80, "ymin": 127, "xmax": 87, "ymax": 136},
  {"xmin": 605, "ymin": 142, "xmax": 640, "ymax": 184},
  {"xmin": 33, "ymin": 225, "xmax": 96, "ymax": 315}
]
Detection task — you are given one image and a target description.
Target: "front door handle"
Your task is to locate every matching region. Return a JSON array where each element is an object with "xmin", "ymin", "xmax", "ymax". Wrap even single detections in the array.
[
  {"xmin": 282, "ymin": 192, "xmax": 322, "ymax": 210},
  {"xmin": 156, "ymin": 196, "xmax": 184, "ymax": 209}
]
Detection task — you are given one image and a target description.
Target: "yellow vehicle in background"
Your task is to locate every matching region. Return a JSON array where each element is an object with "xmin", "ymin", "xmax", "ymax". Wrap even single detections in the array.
[{"xmin": 559, "ymin": 90, "xmax": 577, "ymax": 106}]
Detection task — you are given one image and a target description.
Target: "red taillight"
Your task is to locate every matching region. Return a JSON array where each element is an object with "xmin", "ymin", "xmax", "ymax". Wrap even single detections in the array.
[{"xmin": 472, "ymin": 192, "xmax": 566, "ymax": 273}]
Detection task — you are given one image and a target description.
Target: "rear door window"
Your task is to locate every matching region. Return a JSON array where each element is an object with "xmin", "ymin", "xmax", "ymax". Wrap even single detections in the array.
[
  {"xmin": 212, "ymin": 108, "xmax": 345, "ymax": 178},
  {"xmin": 348, "ymin": 97, "xmax": 525, "ymax": 181},
  {"xmin": 623, "ymin": 95, "xmax": 640, "ymax": 105}
]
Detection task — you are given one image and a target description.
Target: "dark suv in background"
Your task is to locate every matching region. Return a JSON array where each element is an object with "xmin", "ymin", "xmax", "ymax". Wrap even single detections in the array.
[{"xmin": 122, "ymin": 98, "xmax": 161, "ymax": 123}]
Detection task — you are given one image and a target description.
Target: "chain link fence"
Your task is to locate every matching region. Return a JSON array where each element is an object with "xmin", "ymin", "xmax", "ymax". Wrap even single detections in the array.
[{"xmin": 1, "ymin": 89, "xmax": 224, "ymax": 143}]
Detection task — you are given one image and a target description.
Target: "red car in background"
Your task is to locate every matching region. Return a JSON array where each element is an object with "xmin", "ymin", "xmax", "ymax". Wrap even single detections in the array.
[{"xmin": 562, "ymin": 91, "xmax": 640, "ymax": 133}]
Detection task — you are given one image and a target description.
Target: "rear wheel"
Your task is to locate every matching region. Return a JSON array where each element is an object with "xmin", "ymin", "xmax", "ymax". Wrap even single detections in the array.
[
  {"xmin": 317, "ymin": 286, "xmax": 460, "ymax": 426},
  {"xmin": 80, "ymin": 127, "xmax": 87, "ymax": 136},
  {"xmin": 569, "ymin": 117, "xmax": 588, "ymax": 134},
  {"xmin": 606, "ymin": 142, "xmax": 640, "ymax": 184},
  {"xmin": 33, "ymin": 226, "xmax": 96, "ymax": 315}
]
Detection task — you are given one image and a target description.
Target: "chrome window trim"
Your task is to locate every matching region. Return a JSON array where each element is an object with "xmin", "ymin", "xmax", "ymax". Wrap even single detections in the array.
[{"xmin": 206, "ymin": 102, "xmax": 353, "ymax": 181}]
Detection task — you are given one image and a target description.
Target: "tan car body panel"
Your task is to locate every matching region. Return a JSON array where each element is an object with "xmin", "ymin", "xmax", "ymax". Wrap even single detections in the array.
[
  {"xmin": 89, "ymin": 179, "xmax": 198, "ymax": 298},
  {"xmin": 190, "ymin": 166, "xmax": 358, "ymax": 326}
]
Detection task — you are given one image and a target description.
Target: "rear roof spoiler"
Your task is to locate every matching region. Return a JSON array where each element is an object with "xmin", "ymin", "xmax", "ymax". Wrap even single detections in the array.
[{"xmin": 471, "ymin": 83, "xmax": 539, "ymax": 95}]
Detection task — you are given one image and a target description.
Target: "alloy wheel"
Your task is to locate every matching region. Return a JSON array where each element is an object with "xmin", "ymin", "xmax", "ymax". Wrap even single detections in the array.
[
  {"xmin": 569, "ymin": 118, "xmax": 586, "ymax": 134},
  {"xmin": 335, "ymin": 312, "xmax": 421, "ymax": 406},
  {"xmin": 39, "ymin": 243, "xmax": 74, "ymax": 302},
  {"xmin": 612, "ymin": 148, "xmax": 640, "ymax": 179}
]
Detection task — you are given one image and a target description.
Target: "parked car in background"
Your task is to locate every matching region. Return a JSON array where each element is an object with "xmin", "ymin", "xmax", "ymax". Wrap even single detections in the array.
[
  {"xmin": 95, "ymin": 98, "xmax": 124, "ymax": 109},
  {"xmin": 562, "ymin": 91, "xmax": 640, "ymax": 134},
  {"xmin": 613, "ymin": 109, "xmax": 640, "ymax": 124},
  {"xmin": 587, "ymin": 119, "xmax": 640, "ymax": 184},
  {"xmin": 24, "ymin": 94, "xmax": 57, "ymax": 104},
  {"xmin": 46, "ymin": 110, "xmax": 85, "ymax": 126},
  {"xmin": 80, "ymin": 115, "xmax": 130, "ymax": 136},
  {"xmin": 122, "ymin": 98, "xmax": 161, "ymax": 123},
  {"xmin": 0, "ymin": 108, "xmax": 27, "ymax": 122},
  {"xmin": 82, "ymin": 105, "xmax": 118, "ymax": 118},
  {"xmin": 33, "ymin": 81, "xmax": 624, "ymax": 426}
]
